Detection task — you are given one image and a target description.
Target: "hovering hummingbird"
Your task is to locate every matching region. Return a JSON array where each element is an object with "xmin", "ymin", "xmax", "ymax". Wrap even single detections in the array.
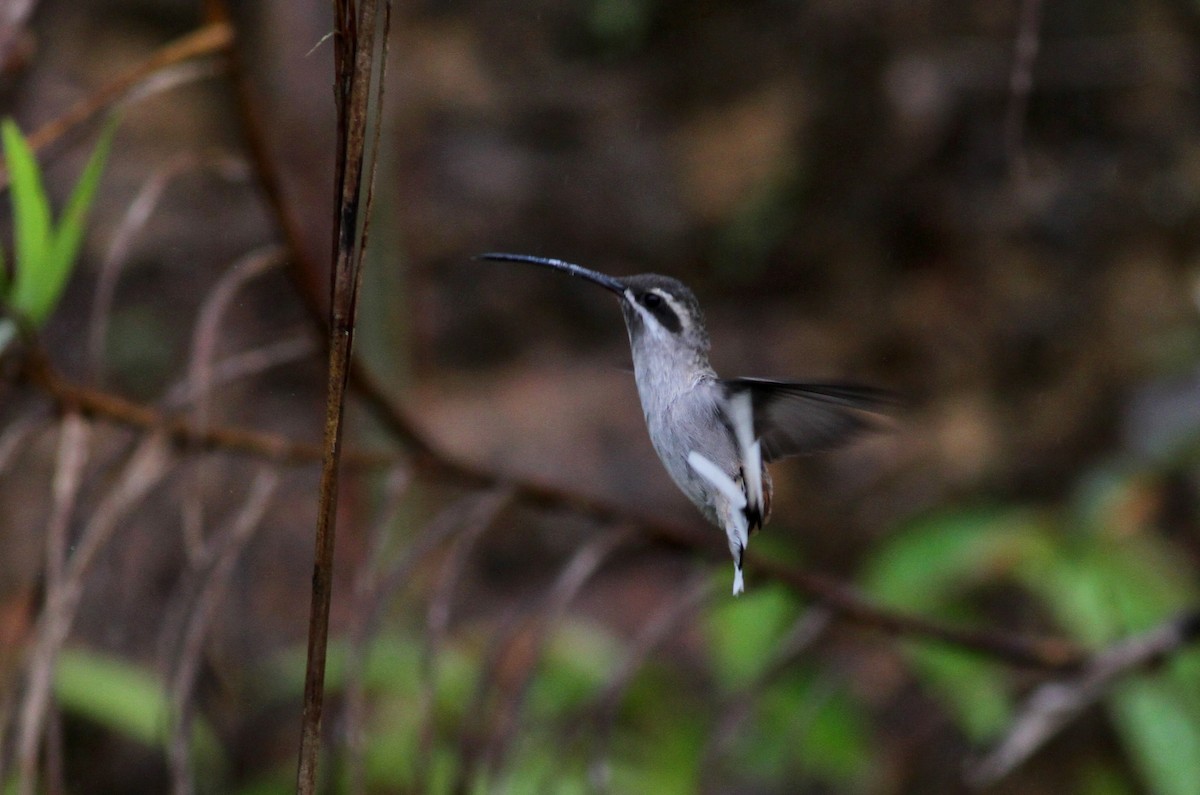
[{"xmin": 479, "ymin": 253, "xmax": 892, "ymax": 595}]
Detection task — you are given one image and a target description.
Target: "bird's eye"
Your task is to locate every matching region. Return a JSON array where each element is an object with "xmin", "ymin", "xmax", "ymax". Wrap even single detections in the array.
[{"xmin": 642, "ymin": 292, "xmax": 662, "ymax": 308}]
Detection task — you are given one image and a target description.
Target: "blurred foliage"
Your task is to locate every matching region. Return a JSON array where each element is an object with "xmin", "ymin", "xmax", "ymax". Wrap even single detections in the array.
[
  {"xmin": 13, "ymin": 465, "xmax": 1200, "ymax": 793},
  {"xmin": 865, "ymin": 463, "xmax": 1200, "ymax": 795}
]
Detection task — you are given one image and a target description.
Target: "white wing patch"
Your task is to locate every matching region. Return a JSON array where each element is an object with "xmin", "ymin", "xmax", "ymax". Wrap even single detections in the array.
[
  {"xmin": 688, "ymin": 449, "xmax": 751, "ymax": 595},
  {"xmin": 687, "ymin": 451, "xmax": 745, "ymax": 509},
  {"xmin": 729, "ymin": 390, "xmax": 764, "ymax": 521}
]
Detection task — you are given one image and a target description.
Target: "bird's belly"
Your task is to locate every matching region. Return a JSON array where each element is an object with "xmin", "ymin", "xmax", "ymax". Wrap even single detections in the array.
[{"xmin": 646, "ymin": 414, "xmax": 731, "ymax": 527}]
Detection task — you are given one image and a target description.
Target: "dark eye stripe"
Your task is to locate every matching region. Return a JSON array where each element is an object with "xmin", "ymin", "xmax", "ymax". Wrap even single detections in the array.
[{"xmin": 643, "ymin": 291, "xmax": 682, "ymax": 334}]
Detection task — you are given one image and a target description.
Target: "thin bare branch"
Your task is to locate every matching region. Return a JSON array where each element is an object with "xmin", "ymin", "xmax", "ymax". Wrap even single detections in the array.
[
  {"xmin": 180, "ymin": 246, "xmax": 286, "ymax": 558},
  {"xmin": 88, "ymin": 152, "xmax": 251, "ymax": 381},
  {"xmin": 297, "ymin": 0, "xmax": 390, "ymax": 789},
  {"xmin": 474, "ymin": 528, "xmax": 636, "ymax": 786},
  {"xmin": 0, "ymin": 0, "xmax": 37, "ymax": 80},
  {"xmin": 701, "ymin": 607, "xmax": 835, "ymax": 784},
  {"xmin": 163, "ymin": 335, "xmax": 316, "ymax": 409},
  {"xmin": 216, "ymin": 0, "xmax": 436, "ymax": 457},
  {"xmin": 588, "ymin": 574, "xmax": 715, "ymax": 791},
  {"xmin": 1005, "ymin": 0, "xmax": 1044, "ymax": 184},
  {"xmin": 167, "ymin": 468, "xmax": 280, "ymax": 795},
  {"xmin": 13, "ymin": 22, "xmax": 233, "ymax": 170},
  {"xmin": 185, "ymin": 247, "xmax": 287, "ymax": 422},
  {"xmin": 20, "ymin": 349, "xmax": 395, "ymax": 469},
  {"xmin": 15, "ymin": 433, "xmax": 173, "ymax": 795},
  {"xmin": 340, "ymin": 487, "xmax": 513, "ymax": 793},
  {"xmin": 0, "ymin": 412, "xmax": 51, "ymax": 477},
  {"xmin": 44, "ymin": 415, "xmax": 91, "ymax": 594},
  {"xmin": 414, "ymin": 489, "xmax": 514, "ymax": 786}
]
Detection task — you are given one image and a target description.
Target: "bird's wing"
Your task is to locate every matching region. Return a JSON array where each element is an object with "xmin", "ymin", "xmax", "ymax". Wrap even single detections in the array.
[{"xmin": 720, "ymin": 378, "xmax": 897, "ymax": 462}]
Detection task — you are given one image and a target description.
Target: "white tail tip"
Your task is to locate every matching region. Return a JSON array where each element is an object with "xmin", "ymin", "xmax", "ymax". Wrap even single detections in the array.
[{"xmin": 732, "ymin": 567, "xmax": 745, "ymax": 596}]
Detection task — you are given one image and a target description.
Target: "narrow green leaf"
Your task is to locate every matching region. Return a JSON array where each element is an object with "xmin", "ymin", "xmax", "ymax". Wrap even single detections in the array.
[
  {"xmin": 36, "ymin": 116, "xmax": 117, "ymax": 324},
  {"xmin": 2, "ymin": 118, "xmax": 52, "ymax": 313},
  {"xmin": 55, "ymin": 647, "xmax": 221, "ymax": 769}
]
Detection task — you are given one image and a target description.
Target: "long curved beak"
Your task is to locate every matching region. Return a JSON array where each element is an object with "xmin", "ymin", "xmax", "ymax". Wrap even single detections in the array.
[{"xmin": 476, "ymin": 253, "xmax": 626, "ymax": 296}]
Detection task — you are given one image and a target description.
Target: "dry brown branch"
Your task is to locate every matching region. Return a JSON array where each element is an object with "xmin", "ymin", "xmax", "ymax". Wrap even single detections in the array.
[
  {"xmin": 413, "ymin": 460, "xmax": 1089, "ymax": 672},
  {"xmin": 186, "ymin": 247, "xmax": 287, "ymax": 421},
  {"xmin": 968, "ymin": 610, "xmax": 1200, "ymax": 788},
  {"xmin": 5, "ymin": 336, "xmax": 1132, "ymax": 677},
  {"xmin": 167, "ymin": 468, "xmax": 280, "ymax": 795},
  {"xmin": 17, "ymin": 335, "xmax": 1089, "ymax": 672},
  {"xmin": 214, "ymin": 0, "xmax": 437, "ymax": 458},
  {"xmin": 8, "ymin": 415, "xmax": 91, "ymax": 791},
  {"xmin": 15, "ymin": 433, "xmax": 173, "ymax": 795},
  {"xmin": 16, "ymin": 22, "xmax": 233, "ymax": 164},
  {"xmin": 19, "ymin": 349, "xmax": 395, "ymax": 469}
]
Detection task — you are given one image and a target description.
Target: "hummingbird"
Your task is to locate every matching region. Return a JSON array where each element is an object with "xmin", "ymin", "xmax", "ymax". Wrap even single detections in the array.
[{"xmin": 479, "ymin": 253, "xmax": 892, "ymax": 595}]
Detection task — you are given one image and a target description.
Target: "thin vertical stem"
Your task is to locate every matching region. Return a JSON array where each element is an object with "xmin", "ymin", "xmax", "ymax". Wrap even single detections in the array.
[{"xmin": 295, "ymin": 0, "xmax": 390, "ymax": 792}]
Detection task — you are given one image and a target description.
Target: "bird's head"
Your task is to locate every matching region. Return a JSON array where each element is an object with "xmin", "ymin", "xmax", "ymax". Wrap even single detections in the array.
[{"xmin": 477, "ymin": 253, "xmax": 710, "ymax": 356}]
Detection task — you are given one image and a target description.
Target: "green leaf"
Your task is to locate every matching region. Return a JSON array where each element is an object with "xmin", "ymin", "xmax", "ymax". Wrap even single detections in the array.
[
  {"xmin": 706, "ymin": 583, "xmax": 797, "ymax": 688},
  {"xmin": 55, "ymin": 648, "xmax": 221, "ymax": 770},
  {"xmin": 1076, "ymin": 760, "xmax": 1137, "ymax": 795},
  {"xmin": 2, "ymin": 118, "xmax": 52, "ymax": 311},
  {"xmin": 739, "ymin": 673, "xmax": 872, "ymax": 786},
  {"xmin": 39, "ymin": 116, "xmax": 117, "ymax": 323},
  {"xmin": 1110, "ymin": 677, "xmax": 1200, "ymax": 795},
  {"xmin": 1020, "ymin": 536, "xmax": 1196, "ymax": 645},
  {"xmin": 863, "ymin": 507, "xmax": 1047, "ymax": 613},
  {"xmin": 909, "ymin": 646, "xmax": 1011, "ymax": 739},
  {"xmin": 527, "ymin": 621, "xmax": 621, "ymax": 717},
  {"xmin": 2, "ymin": 116, "xmax": 115, "ymax": 326}
]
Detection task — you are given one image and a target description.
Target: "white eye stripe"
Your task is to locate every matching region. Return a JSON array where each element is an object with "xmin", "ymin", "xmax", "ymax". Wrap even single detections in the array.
[{"xmin": 653, "ymin": 290, "xmax": 687, "ymax": 322}]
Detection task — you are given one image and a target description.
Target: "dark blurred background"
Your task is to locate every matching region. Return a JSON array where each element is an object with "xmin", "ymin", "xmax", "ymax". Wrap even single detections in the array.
[{"xmin": 3, "ymin": 0, "xmax": 1200, "ymax": 793}]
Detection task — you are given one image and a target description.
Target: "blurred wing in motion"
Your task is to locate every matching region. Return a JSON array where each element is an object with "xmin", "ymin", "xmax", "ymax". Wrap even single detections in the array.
[{"xmin": 721, "ymin": 378, "xmax": 898, "ymax": 462}]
